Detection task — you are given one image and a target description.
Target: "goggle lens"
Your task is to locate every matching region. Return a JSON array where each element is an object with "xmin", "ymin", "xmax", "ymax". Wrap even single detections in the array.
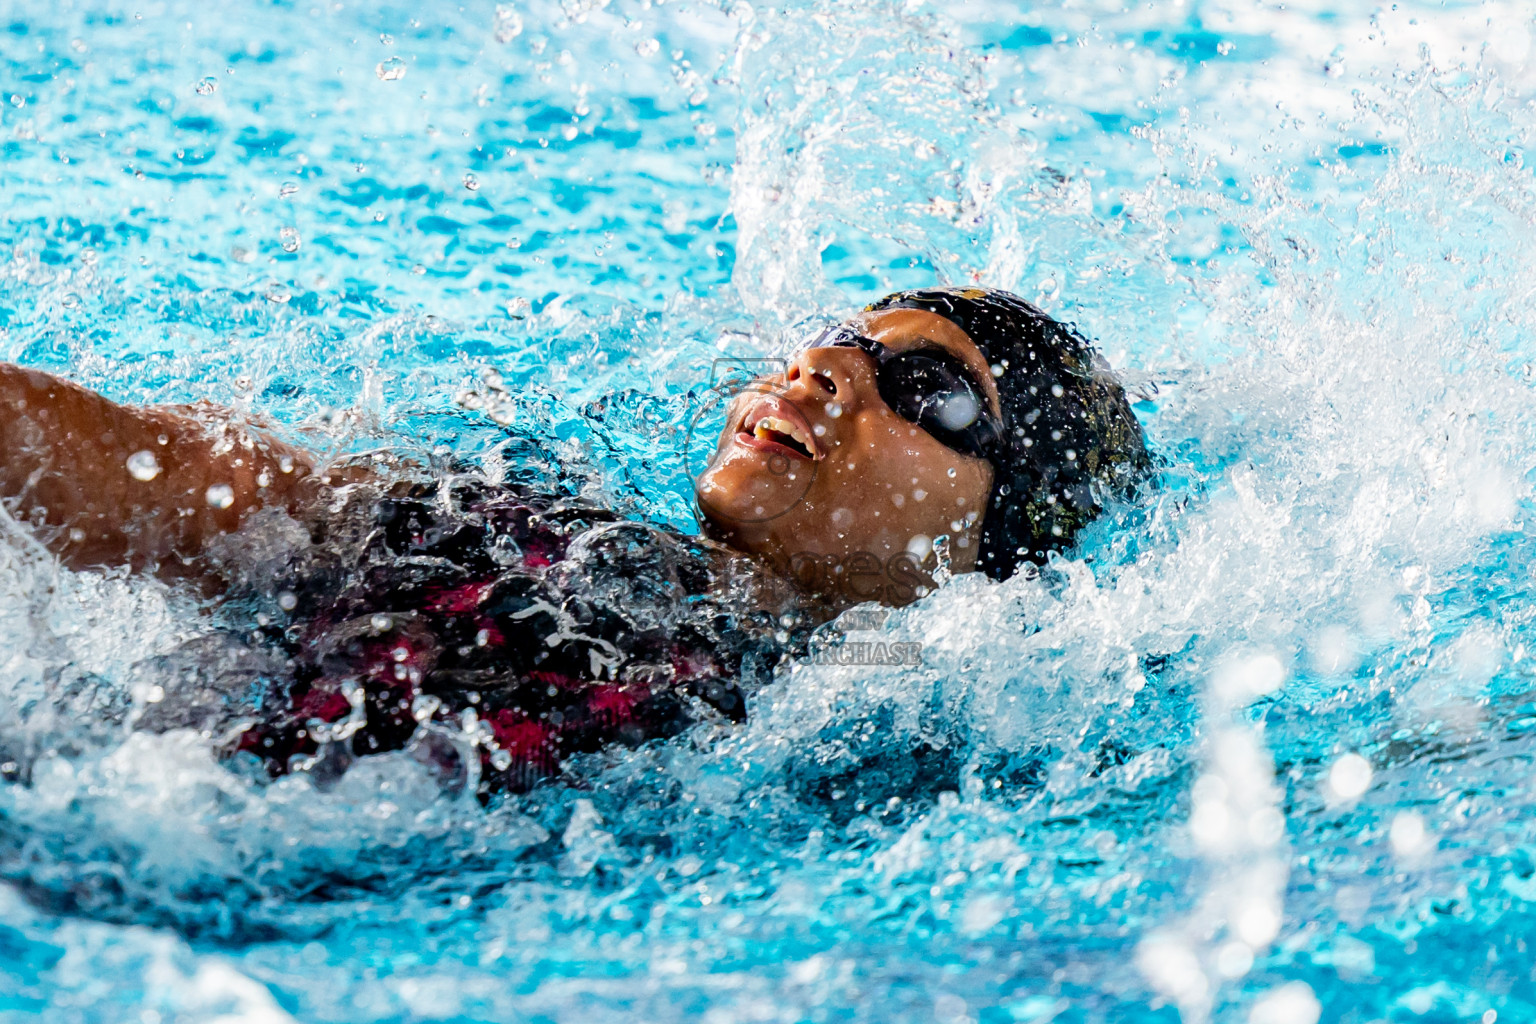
[{"xmin": 796, "ymin": 326, "xmax": 1002, "ymax": 460}]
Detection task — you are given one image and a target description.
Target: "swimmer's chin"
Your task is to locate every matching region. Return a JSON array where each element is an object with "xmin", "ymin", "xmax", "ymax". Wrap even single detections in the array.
[{"xmin": 693, "ymin": 488, "xmax": 767, "ymax": 552}]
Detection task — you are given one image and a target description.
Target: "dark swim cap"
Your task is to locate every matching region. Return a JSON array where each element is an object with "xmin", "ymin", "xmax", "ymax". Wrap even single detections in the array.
[{"xmin": 865, "ymin": 287, "xmax": 1150, "ymax": 580}]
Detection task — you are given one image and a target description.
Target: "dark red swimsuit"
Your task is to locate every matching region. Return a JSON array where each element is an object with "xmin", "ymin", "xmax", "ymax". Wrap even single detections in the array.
[{"xmin": 198, "ymin": 477, "xmax": 803, "ymax": 796}]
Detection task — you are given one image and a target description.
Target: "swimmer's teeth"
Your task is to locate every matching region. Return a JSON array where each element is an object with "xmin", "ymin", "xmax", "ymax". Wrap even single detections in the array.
[
  {"xmin": 756, "ymin": 418, "xmax": 796, "ymax": 441},
  {"xmin": 752, "ymin": 417, "xmax": 812, "ymax": 456}
]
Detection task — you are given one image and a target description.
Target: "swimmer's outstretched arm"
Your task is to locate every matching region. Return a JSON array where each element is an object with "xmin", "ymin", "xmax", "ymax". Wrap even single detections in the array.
[{"xmin": 0, "ymin": 363, "xmax": 323, "ymax": 578}]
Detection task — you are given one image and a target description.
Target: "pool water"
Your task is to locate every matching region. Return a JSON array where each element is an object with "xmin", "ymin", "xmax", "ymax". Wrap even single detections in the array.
[{"xmin": 4, "ymin": 0, "xmax": 1536, "ymax": 1021}]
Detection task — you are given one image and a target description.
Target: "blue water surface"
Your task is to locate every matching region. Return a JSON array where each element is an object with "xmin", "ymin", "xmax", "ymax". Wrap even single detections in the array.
[{"xmin": 5, "ymin": 0, "xmax": 1536, "ymax": 1021}]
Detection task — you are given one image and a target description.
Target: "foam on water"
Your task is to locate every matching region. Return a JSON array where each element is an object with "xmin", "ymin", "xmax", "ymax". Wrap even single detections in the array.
[{"xmin": 5, "ymin": 0, "xmax": 1536, "ymax": 1021}]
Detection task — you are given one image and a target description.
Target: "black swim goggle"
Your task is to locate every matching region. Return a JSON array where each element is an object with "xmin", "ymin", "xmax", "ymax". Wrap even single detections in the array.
[{"xmin": 795, "ymin": 324, "xmax": 1004, "ymax": 461}]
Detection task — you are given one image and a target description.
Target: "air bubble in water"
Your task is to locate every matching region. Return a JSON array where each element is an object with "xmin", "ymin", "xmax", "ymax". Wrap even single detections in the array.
[
  {"xmin": 494, "ymin": 5, "xmax": 523, "ymax": 43},
  {"xmin": 125, "ymin": 450, "xmax": 161, "ymax": 481},
  {"xmin": 194, "ymin": 76, "xmax": 217, "ymax": 96},
  {"xmin": 376, "ymin": 56, "xmax": 407, "ymax": 81},
  {"xmin": 635, "ymin": 38, "xmax": 660, "ymax": 57},
  {"xmin": 463, "ymin": 173, "xmax": 480, "ymax": 191},
  {"xmin": 279, "ymin": 181, "xmax": 299, "ymax": 199},
  {"xmin": 205, "ymin": 484, "xmax": 235, "ymax": 509},
  {"xmin": 279, "ymin": 227, "xmax": 301, "ymax": 253}
]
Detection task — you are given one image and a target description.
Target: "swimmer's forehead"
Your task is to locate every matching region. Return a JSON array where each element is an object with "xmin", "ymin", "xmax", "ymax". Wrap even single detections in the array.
[{"xmin": 848, "ymin": 307, "xmax": 1003, "ymax": 420}]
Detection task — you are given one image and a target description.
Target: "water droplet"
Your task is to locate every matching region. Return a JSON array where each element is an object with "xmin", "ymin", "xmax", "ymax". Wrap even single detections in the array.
[
  {"xmin": 279, "ymin": 226, "xmax": 301, "ymax": 253},
  {"xmin": 412, "ymin": 694, "xmax": 442, "ymax": 722},
  {"xmin": 635, "ymin": 38, "xmax": 660, "ymax": 57},
  {"xmin": 947, "ymin": 467, "xmax": 957, "ymax": 478},
  {"xmin": 264, "ymin": 282, "xmax": 291, "ymax": 303},
  {"xmin": 125, "ymin": 450, "xmax": 160, "ymax": 481},
  {"xmin": 379, "ymin": 32, "xmax": 394, "ymax": 45},
  {"xmin": 376, "ymin": 56, "xmax": 407, "ymax": 81},
  {"xmin": 371, "ymin": 613, "xmax": 393, "ymax": 632},
  {"xmin": 826, "ymin": 402, "xmax": 843, "ymax": 418},
  {"xmin": 279, "ymin": 181, "xmax": 298, "ymax": 199},
  {"xmin": 194, "ymin": 76, "xmax": 217, "ymax": 96},
  {"xmin": 463, "ymin": 172, "xmax": 480, "ymax": 191},
  {"xmin": 1389, "ymin": 811, "xmax": 1429, "ymax": 856},
  {"xmin": 1327, "ymin": 752, "xmax": 1373, "ymax": 800},
  {"xmin": 9, "ymin": 94, "xmax": 25, "ymax": 109},
  {"xmin": 205, "ymin": 483, "xmax": 235, "ymax": 509},
  {"xmin": 277, "ymin": 591, "xmax": 298, "ymax": 611},
  {"xmin": 1249, "ymin": 982, "xmax": 1320, "ymax": 1024},
  {"xmin": 494, "ymin": 5, "xmax": 524, "ymax": 43}
]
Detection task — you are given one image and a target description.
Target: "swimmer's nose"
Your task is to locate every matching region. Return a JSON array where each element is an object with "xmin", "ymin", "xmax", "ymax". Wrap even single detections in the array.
[{"xmin": 783, "ymin": 343, "xmax": 877, "ymax": 413}]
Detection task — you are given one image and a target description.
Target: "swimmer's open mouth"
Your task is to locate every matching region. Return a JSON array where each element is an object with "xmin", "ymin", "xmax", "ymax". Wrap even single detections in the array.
[{"xmin": 735, "ymin": 395, "xmax": 820, "ymax": 461}]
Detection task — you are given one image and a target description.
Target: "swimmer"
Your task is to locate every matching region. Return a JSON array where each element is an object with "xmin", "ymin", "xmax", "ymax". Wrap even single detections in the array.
[{"xmin": 0, "ymin": 287, "xmax": 1147, "ymax": 793}]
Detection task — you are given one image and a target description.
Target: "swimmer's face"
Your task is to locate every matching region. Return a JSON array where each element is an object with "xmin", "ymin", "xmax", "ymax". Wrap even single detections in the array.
[{"xmin": 696, "ymin": 308, "xmax": 998, "ymax": 607}]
